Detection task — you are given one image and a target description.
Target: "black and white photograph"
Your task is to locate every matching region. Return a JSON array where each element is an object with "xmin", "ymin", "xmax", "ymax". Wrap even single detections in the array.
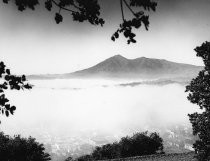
[{"xmin": 0, "ymin": 0, "xmax": 210, "ymax": 161}]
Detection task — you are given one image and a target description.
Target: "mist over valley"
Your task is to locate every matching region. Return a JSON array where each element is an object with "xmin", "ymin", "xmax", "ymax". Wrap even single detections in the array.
[{"xmin": 0, "ymin": 56, "xmax": 201, "ymax": 159}]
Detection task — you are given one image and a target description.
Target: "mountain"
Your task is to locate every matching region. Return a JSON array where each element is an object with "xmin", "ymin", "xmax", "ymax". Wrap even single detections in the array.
[
  {"xmin": 28, "ymin": 55, "xmax": 203, "ymax": 80},
  {"xmin": 63, "ymin": 55, "xmax": 203, "ymax": 79}
]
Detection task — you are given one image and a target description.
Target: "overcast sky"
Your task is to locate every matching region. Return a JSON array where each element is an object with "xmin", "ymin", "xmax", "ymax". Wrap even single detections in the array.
[{"xmin": 0, "ymin": 0, "xmax": 209, "ymax": 74}]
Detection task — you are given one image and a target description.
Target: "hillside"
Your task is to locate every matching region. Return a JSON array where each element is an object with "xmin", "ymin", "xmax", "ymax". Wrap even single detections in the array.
[
  {"xmin": 67, "ymin": 55, "xmax": 202, "ymax": 79},
  {"xmin": 98, "ymin": 152, "xmax": 196, "ymax": 161},
  {"xmin": 28, "ymin": 55, "xmax": 203, "ymax": 80}
]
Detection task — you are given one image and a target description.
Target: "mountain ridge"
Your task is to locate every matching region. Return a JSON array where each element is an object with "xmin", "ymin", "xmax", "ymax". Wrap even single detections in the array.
[
  {"xmin": 64, "ymin": 55, "xmax": 203, "ymax": 79},
  {"xmin": 28, "ymin": 55, "xmax": 203, "ymax": 80}
]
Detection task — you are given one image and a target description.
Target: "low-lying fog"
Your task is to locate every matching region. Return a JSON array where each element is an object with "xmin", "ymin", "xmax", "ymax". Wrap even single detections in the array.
[{"xmin": 0, "ymin": 78, "xmax": 198, "ymax": 143}]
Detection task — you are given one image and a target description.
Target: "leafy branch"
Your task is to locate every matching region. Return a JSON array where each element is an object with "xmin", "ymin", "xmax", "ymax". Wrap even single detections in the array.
[
  {"xmin": 2, "ymin": 0, "xmax": 157, "ymax": 44},
  {"xmin": 0, "ymin": 61, "xmax": 32, "ymax": 120},
  {"xmin": 111, "ymin": 0, "xmax": 157, "ymax": 44}
]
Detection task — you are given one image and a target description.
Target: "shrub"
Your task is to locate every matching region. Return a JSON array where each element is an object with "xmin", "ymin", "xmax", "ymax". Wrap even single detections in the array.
[{"xmin": 0, "ymin": 132, "xmax": 51, "ymax": 161}]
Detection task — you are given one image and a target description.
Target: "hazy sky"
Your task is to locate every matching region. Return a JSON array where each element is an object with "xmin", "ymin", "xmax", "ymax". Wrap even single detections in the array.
[{"xmin": 0, "ymin": 0, "xmax": 209, "ymax": 74}]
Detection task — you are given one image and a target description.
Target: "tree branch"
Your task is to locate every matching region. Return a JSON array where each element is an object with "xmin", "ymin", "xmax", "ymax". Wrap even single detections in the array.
[
  {"xmin": 72, "ymin": 2, "xmax": 81, "ymax": 10},
  {"xmin": 120, "ymin": 0, "xmax": 125, "ymax": 21},
  {"xmin": 122, "ymin": 0, "xmax": 136, "ymax": 17},
  {"xmin": 51, "ymin": 0, "xmax": 77, "ymax": 13}
]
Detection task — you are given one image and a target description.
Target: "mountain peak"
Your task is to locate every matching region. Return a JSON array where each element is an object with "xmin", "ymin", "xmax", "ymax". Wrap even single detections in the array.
[
  {"xmin": 70, "ymin": 55, "xmax": 202, "ymax": 79},
  {"xmin": 110, "ymin": 54, "xmax": 127, "ymax": 60},
  {"xmin": 28, "ymin": 55, "xmax": 203, "ymax": 80},
  {"xmin": 101, "ymin": 54, "xmax": 128, "ymax": 66},
  {"xmin": 140, "ymin": 56, "xmax": 147, "ymax": 59}
]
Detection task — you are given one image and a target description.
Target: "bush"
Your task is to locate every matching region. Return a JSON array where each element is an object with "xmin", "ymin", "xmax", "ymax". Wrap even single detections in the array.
[
  {"xmin": 0, "ymin": 131, "xmax": 51, "ymax": 161},
  {"xmin": 75, "ymin": 131, "xmax": 164, "ymax": 160},
  {"xmin": 119, "ymin": 132, "xmax": 164, "ymax": 158}
]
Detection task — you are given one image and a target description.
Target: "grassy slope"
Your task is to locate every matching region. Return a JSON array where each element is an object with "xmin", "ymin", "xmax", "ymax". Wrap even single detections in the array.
[{"xmin": 99, "ymin": 152, "xmax": 197, "ymax": 161}]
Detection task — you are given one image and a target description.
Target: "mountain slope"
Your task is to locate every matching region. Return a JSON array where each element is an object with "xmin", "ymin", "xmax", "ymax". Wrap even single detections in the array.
[
  {"xmin": 28, "ymin": 55, "xmax": 203, "ymax": 80},
  {"xmin": 65, "ymin": 55, "xmax": 203, "ymax": 79}
]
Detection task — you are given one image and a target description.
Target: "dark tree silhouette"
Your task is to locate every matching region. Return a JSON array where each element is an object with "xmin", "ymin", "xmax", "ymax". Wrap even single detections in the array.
[
  {"xmin": 186, "ymin": 41, "xmax": 210, "ymax": 161},
  {"xmin": 76, "ymin": 155, "xmax": 92, "ymax": 161},
  {"xmin": 2, "ymin": 0, "xmax": 157, "ymax": 44},
  {"xmin": 0, "ymin": 131, "xmax": 51, "ymax": 161},
  {"xmin": 76, "ymin": 131, "xmax": 164, "ymax": 160},
  {"xmin": 0, "ymin": 61, "xmax": 32, "ymax": 121},
  {"xmin": 119, "ymin": 131, "xmax": 164, "ymax": 158}
]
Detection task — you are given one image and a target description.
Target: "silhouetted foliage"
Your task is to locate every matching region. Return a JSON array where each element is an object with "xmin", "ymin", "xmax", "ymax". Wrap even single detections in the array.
[
  {"xmin": 2, "ymin": 0, "xmax": 157, "ymax": 44},
  {"xmin": 112, "ymin": 0, "xmax": 156, "ymax": 44},
  {"xmin": 75, "ymin": 131, "xmax": 164, "ymax": 161},
  {"xmin": 0, "ymin": 61, "xmax": 32, "ymax": 121},
  {"xmin": 186, "ymin": 41, "xmax": 210, "ymax": 161},
  {"xmin": 0, "ymin": 131, "xmax": 51, "ymax": 161},
  {"xmin": 76, "ymin": 154, "xmax": 92, "ymax": 161},
  {"xmin": 119, "ymin": 131, "xmax": 164, "ymax": 158},
  {"xmin": 91, "ymin": 142, "xmax": 121, "ymax": 160}
]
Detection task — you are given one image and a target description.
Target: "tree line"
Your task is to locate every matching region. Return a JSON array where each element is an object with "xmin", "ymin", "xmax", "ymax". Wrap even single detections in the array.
[{"xmin": 73, "ymin": 131, "xmax": 164, "ymax": 161}]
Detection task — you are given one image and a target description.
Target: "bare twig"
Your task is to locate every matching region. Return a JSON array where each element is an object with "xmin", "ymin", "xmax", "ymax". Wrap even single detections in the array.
[
  {"xmin": 120, "ymin": 0, "xmax": 125, "ymax": 21},
  {"xmin": 72, "ymin": 2, "xmax": 81, "ymax": 10},
  {"xmin": 122, "ymin": 0, "xmax": 136, "ymax": 17},
  {"xmin": 51, "ymin": 0, "xmax": 77, "ymax": 13}
]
